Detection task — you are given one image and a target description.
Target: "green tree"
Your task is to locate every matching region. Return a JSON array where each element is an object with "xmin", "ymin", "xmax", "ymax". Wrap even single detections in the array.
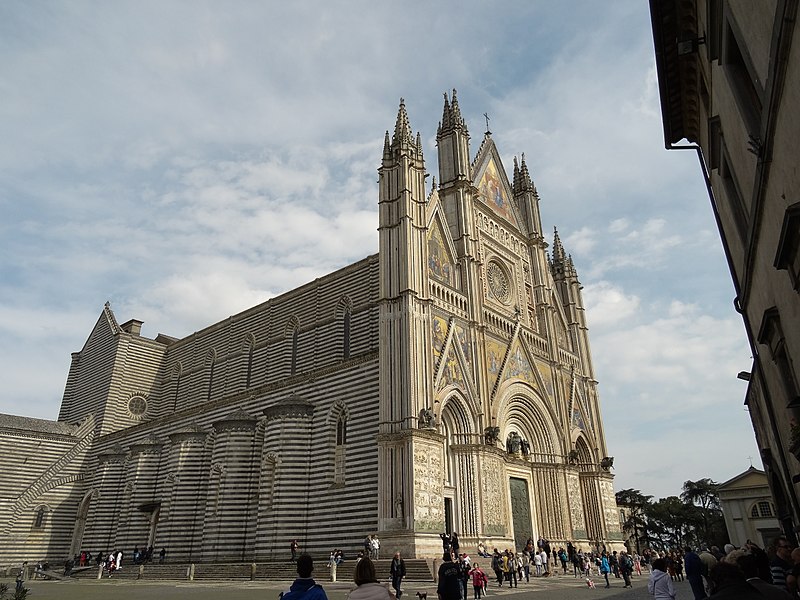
[
  {"xmin": 615, "ymin": 488, "xmax": 653, "ymax": 553},
  {"xmin": 681, "ymin": 478, "xmax": 728, "ymax": 548}
]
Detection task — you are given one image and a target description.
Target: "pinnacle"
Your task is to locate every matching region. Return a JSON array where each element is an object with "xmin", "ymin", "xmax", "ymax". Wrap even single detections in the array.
[
  {"xmin": 520, "ymin": 153, "xmax": 534, "ymax": 192},
  {"xmin": 438, "ymin": 88, "xmax": 468, "ymax": 137},
  {"xmin": 451, "ymin": 88, "xmax": 463, "ymax": 123},
  {"xmin": 393, "ymin": 98, "xmax": 413, "ymax": 145},
  {"xmin": 441, "ymin": 92, "xmax": 452, "ymax": 130},
  {"xmin": 553, "ymin": 226, "xmax": 566, "ymax": 262}
]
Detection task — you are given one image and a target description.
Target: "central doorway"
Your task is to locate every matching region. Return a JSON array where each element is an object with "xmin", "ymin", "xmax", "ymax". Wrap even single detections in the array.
[
  {"xmin": 444, "ymin": 497, "xmax": 454, "ymax": 535},
  {"xmin": 509, "ymin": 477, "xmax": 532, "ymax": 552}
]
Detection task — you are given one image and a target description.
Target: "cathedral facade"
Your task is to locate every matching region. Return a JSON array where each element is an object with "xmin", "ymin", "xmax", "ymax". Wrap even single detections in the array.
[{"xmin": 0, "ymin": 93, "xmax": 621, "ymax": 564}]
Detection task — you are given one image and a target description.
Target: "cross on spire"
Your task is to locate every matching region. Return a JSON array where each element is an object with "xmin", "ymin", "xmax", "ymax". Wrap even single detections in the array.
[{"xmin": 483, "ymin": 112, "xmax": 491, "ymax": 135}]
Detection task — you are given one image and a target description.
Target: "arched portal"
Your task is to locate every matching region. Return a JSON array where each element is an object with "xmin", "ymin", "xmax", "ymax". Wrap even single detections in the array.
[
  {"xmin": 70, "ymin": 490, "xmax": 96, "ymax": 556},
  {"xmin": 439, "ymin": 392, "xmax": 478, "ymax": 537}
]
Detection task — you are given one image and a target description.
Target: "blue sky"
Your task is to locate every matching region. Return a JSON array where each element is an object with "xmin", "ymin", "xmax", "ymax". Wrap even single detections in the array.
[{"xmin": 0, "ymin": 1, "xmax": 759, "ymax": 499}]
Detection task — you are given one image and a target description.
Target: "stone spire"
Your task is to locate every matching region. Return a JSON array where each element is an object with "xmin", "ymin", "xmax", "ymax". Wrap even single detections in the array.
[
  {"xmin": 393, "ymin": 98, "xmax": 413, "ymax": 145},
  {"xmin": 437, "ymin": 89, "xmax": 469, "ymax": 138},
  {"xmin": 552, "ymin": 227, "xmax": 566, "ymax": 264},
  {"xmin": 520, "ymin": 154, "xmax": 536, "ymax": 194},
  {"xmin": 385, "ymin": 98, "xmax": 423, "ymax": 163}
]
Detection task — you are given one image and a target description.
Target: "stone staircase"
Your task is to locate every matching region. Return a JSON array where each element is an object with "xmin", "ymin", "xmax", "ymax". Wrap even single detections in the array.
[{"xmin": 71, "ymin": 558, "xmax": 435, "ymax": 582}]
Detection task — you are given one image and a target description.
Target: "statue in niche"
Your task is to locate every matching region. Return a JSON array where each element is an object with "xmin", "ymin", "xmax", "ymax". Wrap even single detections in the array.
[
  {"xmin": 568, "ymin": 449, "xmax": 580, "ymax": 465},
  {"xmin": 418, "ymin": 407, "xmax": 437, "ymax": 429},
  {"xmin": 506, "ymin": 431, "xmax": 522, "ymax": 454},
  {"xmin": 395, "ymin": 493, "xmax": 404, "ymax": 518},
  {"xmin": 484, "ymin": 426, "xmax": 500, "ymax": 445},
  {"xmin": 520, "ymin": 439, "xmax": 531, "ymax": 456}
]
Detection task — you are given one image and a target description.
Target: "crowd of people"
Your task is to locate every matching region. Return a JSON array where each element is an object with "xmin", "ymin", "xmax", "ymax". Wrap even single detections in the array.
[{"xmin": 647, "ymin": 537, "xmax": 800, "ymax": 599}]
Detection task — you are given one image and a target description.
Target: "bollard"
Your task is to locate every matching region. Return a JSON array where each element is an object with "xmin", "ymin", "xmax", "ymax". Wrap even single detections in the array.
[
  {"xmin": 251, "ymin": 563, "xmax": 257, "ymax": 581},
  {"xmin": 97, "ymin": 564, "xmax": 104, "ymax": 579},
  {"xmin": 188, "ymin": 563, "xmax": 195, "ymax": 581}
]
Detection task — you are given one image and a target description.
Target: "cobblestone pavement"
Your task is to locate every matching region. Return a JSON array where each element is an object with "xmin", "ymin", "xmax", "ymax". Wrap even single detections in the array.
[{"xmin": 9, "ymin": 573, "xmax": 692, "ymax": 600}]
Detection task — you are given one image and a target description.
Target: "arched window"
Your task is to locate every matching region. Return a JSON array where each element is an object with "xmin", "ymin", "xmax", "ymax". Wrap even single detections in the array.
[
  {"xmin": 334, "ymin": 412, "xmax": 347, "ymax": 486},
  {"xmin": 171, "ymin": 362, "xmax": 183, "ymax": 413},
  {"xmin": 206, "ymin": 349, "xmax": 217, "ymax": 402},
  {"xmin": 291, "ymin": 327, "xmax": 299, "ymax": 376},
  {"xmin": 33, "ymin": 506, "xmax": 47, "ymax": 529},
  {"xmin": 751, "ymin": 500, "xmax": 775, "ymax": 518},
  {"xmin": 336, "ymin": 414, "xmax": 347, "ymax": 445},
  {"xmin": 343, "ymin": 308, "xmax": 351, "ymax": 360},
  {"xmin": 242, "ymin": 335, "xmax": 256, "ymax": 389}
]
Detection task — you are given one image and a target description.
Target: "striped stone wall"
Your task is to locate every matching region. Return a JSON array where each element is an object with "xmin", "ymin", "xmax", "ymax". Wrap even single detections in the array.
[{"xmin": 0, "ymin": 415, "xmax": 93, "ymax": 564}]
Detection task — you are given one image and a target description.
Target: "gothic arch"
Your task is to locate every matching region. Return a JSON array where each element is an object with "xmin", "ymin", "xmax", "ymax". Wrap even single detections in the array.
[
  {"xmin": 325, "ymin": 400, "xmax": 350, "ymax": 487},
  {"xmin": 242, "ymin": 333, "xmax": 256, "ymax": 388},
  {"xmin": 284, "ymin": 317, "xmax": 300, "ymax": 375},
  {"xmin": 438, "ymin": 391, "xmax": 476, "ymax": 438},
  {"xmin": 574, "ymin": 436, "xmax": 595, "ymax": 469},
  {"xmin": 334, "ymin": 295, "xmax": 353, "ymax": 319},
  {"xmin": 335, "ymin": 297, "xmax": 353, "ymax": 360},
  {"xmin": 495, "ymin": 384, "xmax": 561, "ymax": 459},
  {"xmin": 204, "ymin": 348, "xmax": 217, "ymax": 401},
  {"xmin": 31, "ymin": 504, "xmax": 51, "ymax": 530},
  {"xmin": 70, "ymin": 489, "xmax": 97, "ymax": 554},
  {"xmin": 283, "ymin": 316, "xmax": 300, "ymax": 337}
]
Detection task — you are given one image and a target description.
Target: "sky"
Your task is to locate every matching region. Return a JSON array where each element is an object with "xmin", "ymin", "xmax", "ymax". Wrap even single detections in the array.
[{"xmin": 0, "ymin": 1, "xmax": 760, "ymax": 500}]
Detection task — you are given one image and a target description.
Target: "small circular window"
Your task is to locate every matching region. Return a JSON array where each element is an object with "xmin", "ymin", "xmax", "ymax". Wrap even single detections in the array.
[
  {"xmin": 487, "ymin": 261, "xmax": 511, "ymax": 303},
  {"xmin": 128, "ymin": 396, "xmax": 147, "ymax": 417}
]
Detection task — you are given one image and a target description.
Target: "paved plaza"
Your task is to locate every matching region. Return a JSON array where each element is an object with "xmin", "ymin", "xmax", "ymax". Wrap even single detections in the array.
[{"xmin": 9, "ymin": 572, "xmax": 691, "ymax": 600}]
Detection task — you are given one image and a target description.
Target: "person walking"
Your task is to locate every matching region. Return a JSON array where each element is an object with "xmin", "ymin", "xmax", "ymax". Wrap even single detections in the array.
[
  {"xmin": 437, "ymin": 553, "xmax": 463, "ymax": 600},
  {"xmin": 490, "ymin": 549, "xmax": 503, "ymax": 587},
  {"xmin": 620, "ymin": 551, "xmax": 633, "ymax": 588},
  {"xmin": 347, "ymin": 557, "xmax": 391, "ymax": 600},
  {"xmin": 684, "ymin": 546, "xmax": 705, "ymax": 600},
  {"xmin": 469, "ymin": 562, "xmax": 488, "ymax": 600},
  {"xmin": 600, "ymin": 552, "xmax": 611, "ymax": 588},
  {"xmin": 648, "ymin": 558, "xmax": 676, "ymax": 600},
  {"xmin": 15, "ymin": 562, "xmax": 26, "ymax": 593},
  {"xmin": 390, "ymin": 552, "xmax": 406, "ymax": 599},
  {"xmin": 291, "ymin": 539, "xmax": 299, "ymax": 562}
]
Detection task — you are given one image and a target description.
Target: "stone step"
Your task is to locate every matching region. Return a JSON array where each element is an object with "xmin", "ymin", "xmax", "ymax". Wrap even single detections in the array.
[{"xmin": 67, "ymin": 558, "xmax": 435, "ymax": 582}]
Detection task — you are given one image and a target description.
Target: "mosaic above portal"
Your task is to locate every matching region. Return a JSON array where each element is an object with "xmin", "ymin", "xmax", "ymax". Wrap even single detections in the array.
[
  {"xmin": 478, "ymin": 158, "xmax": 517, "ymax": 226},
  {"xmin": 428, "ymin": 222, "xmax": 454, "ymax": 286}
]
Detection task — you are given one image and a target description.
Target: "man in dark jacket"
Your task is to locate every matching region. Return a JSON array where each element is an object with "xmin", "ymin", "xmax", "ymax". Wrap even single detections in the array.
[
  {"xmin": 281, "ymin": 554, "xmax": 328, "ymax": 600},
  {"xmin": 391, "ymin": 551, "xmax": 407, "ymax": 598},
  {"xmin": 684, "ymin": 546, "xmax": 705, "ymax": 600},
  {"xmin": 438, "ymin": 553, "xmax": 463, "ymax": 600}
]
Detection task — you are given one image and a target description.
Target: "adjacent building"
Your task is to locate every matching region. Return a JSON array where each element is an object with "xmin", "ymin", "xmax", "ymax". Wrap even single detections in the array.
[
  {"xmin": 718, "ymin": 466, "xmax": 782, "ymax": 548},
  {"xmin": 0, "ymin": 93, "xmax": 622, "ymax": 564},
  {"xmin": 649, "ymin": 0, "xmax": 800, "ymax": 541}
]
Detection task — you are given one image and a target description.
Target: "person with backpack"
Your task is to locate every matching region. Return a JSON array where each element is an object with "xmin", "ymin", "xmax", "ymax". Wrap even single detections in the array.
[
  {"xmin": 619, "ymin": 551, "xmax": 634, "ymax": 588},
  {"xmin": 491, "ymin": 549, "xmax": 503, "ymax": 586},
  {"xmin": 281, "ymin": 554, "xmax": 329, "ymax": 600}
]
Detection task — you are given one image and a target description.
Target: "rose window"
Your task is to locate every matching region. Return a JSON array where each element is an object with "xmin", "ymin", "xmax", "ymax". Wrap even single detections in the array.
[{"xmin": 487, "ymin": 261, "xmax": 511, "ymax": 303}]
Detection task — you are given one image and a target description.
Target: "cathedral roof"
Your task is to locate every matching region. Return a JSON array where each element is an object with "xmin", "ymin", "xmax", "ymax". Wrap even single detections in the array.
[{"xmin": 0, "ymin": 414, "xmax": 77, "ymax": 437}]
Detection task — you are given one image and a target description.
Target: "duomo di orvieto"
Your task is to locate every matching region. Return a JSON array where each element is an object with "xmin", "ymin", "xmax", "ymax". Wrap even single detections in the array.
[{"xmin": 0, "ymin": 92, "xmax": 622, "ymax": 563}]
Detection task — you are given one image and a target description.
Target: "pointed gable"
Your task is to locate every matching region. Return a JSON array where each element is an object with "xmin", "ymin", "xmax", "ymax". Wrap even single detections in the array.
[
  {"xmin": 502, "ymin": 338, "xmax": 538, "ymax": 387},
  {"xmin": 427, "ymin": 211, "xmax": 458, "ymax": 288},
  {"xmin": 472, "ymin": 138, "xmax": 524, "ymax": 233}
]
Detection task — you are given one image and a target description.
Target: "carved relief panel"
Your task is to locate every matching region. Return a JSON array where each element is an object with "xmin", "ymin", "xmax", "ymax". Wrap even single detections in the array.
[
  {"xmin": 566, "ymin": 470, "xmax": 587, "ymax": 538},
  {"xmin": 413, "ymin": 440, "xmax": 445, "ymax": 533},
  {"xmin": 481, "ymin": 453, "xmax": 507, "ymax": 536}
]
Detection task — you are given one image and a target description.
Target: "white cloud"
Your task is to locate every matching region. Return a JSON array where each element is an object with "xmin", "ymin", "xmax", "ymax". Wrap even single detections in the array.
[{"xmin": 0, "ymin": 1, "xmax": 756, "ymax": 500}]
